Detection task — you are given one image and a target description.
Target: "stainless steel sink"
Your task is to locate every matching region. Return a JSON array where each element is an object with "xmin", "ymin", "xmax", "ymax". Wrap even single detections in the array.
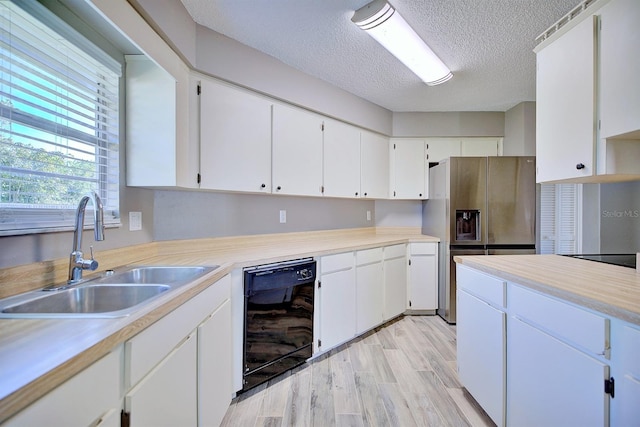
[
  {"xmin": 94, "ymin": 266, "xmax": 212, "ymax": 285},
  {"xmin": 0, "ymin": 265, "xmax": 218, "ymax": 318},
  {"xmin": 1, "ymin": 284, "xmax": 169, "ymax": 317}
]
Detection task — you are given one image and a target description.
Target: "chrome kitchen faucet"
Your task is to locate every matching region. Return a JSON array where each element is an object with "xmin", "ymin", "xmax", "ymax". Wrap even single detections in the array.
[{"xmin": 66, "ymin": 192, "xmax": 105, "ymax": 285}]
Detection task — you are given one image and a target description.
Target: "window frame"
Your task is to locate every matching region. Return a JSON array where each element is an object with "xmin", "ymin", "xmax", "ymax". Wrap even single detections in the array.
[{"xmin": 0, "ymin": 0, "xmax": 122, "ymax": 236}]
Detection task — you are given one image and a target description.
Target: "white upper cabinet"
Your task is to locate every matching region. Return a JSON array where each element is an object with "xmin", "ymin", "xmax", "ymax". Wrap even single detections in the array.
[
  {"xmin": 535, "ymin": 15, "xmax": 596, "ymax": 183},
  {"xmin": 390, "ymin": 138, "xmax": 428, "ymax": 199},
  {"xmin": 599, "ymin": 0, "xmax": 640, "ymax": 139},
  {"xmin": 272, "ymin": 103, "xmax": 324, "ymax": 197},
  {"xmin": 535, "ymin": 0, "xmax": 640, "ymax": 183},
  {"xmin": 126, "ymin": 56, "xmax": 196, "ymax": 188},
  {"xmin": 199, "ymin": 77, "xmax": 273, "ymax": 193},
  {"xmin": 360, "ymin": 131, "xmax": 390, "ymax": 198},
  {"xmin": 426, "ymin": 138, "xmax": 461, "ymax": 163},
  {"xmin": 323, "ymin": 119, "xmax": 361, "ymax": 198},
  {"xmin": 460, "ymin": 138, "xmax": 502, "ymax": 156},
  {"xmin": 426, "ymin": 138, "xmax": 503, "ymax": 163}
]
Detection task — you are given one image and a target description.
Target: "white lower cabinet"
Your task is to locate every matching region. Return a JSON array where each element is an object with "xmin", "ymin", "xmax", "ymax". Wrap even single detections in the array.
[
  {"xmin": 610, "ymin": 320, "xmax": 640, "ymax": 426},
  {"xmin": 507, "ymin": 317, "xmax": 609, "ymax": 427},
  {"xmin": 318, "ymin": 252, "xmax": 357, "ymax": 352},
  {"xmin": 198, "ymin": 299, "xmax": 232, "ymax": 427},
  {"xmin": 126, "ymin": 332, "xmax": 198, "ymax": 427},
  {"xmin": 457, "ymin": 265, "xmax": 507, "ymax": 427},
  {"xmin": 456, "ymin": 264, "xmax": 629, "ymax": 427},
  {"xmin": 355, "ymin": 248, "xmax": 384, "ymax": 334},
  {"xmin": 407, "ymin": 243, "xmax": 438, "ymax": 312},
  {"xmin": 124, "ymin": 274, "xmax": 232, "ymax": 426},
  {"xmin": 383, "ymin": 244, "xmax": 407, "ymax": 321},
  {"xmin": 5, "ymin": 346, "xmax": 123, "ymax": 427}
]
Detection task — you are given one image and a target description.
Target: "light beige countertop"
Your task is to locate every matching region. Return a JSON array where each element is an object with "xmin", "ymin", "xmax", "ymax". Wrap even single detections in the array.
[
  {"xmin": 455, "ymin": 254, "xmax": 640, "ymax": 326},
  {"xmin": 0, "ymin": 227, "xmax": 437, "ymax": 422}
]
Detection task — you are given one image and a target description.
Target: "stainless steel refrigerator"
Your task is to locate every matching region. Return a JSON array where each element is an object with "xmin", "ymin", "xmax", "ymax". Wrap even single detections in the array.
[{"xmin": 422, "ymin": 157, "xmax": 536, "ymax": 323}]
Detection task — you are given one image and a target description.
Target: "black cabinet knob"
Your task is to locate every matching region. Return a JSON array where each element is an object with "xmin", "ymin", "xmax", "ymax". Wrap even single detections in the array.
[
  {"xmin": 355, "ymin": 192, "xmax": 359, "ymax": 196},
  {"xmin": 419, "ymin": 193, "xmax": 423, "ymax": 197},
  {"xmin": 260, "ymin": 183, "xmax": 266, "ymax": 188},
  {"xmin": 276, "ymin": 186, "xmax": 281, "ymax": 191},
  {"xmin": 576, "ymin": 163, "xmax": 585, "ymax": 170},
  {"xmin": 364, "ymin": 192, "xmax": 368, "ymax": 196}
]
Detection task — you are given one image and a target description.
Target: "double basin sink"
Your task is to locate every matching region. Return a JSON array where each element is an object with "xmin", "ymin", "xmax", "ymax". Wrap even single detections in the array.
[{"xmin": 0, "ymin": 265, "xmax": 218, "ymax": 318}]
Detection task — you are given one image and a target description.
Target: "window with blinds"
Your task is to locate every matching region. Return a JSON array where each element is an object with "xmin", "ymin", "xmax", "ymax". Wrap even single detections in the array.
[
  {"xmin": 539, "ymin": 183, "xmax": 581, "ymax": 254},
  {"xmin": 0, "ymin": 0, "xmax": 120, "ymax": 236}
]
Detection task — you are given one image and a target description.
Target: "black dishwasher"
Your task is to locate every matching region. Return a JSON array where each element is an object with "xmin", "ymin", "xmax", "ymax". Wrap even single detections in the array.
[{"xmin": 242, "ymin": 258, "xmax": 316, "ymax": 391}]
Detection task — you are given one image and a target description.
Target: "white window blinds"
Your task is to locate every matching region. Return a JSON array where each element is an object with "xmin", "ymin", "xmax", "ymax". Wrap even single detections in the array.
[
  {"xmin": 0, "ymin": 0, "xmax": 120, "ymax": 235},
  {"xmin": 540, "ymin": 183, "xmax": 580, "ymax": 254}
]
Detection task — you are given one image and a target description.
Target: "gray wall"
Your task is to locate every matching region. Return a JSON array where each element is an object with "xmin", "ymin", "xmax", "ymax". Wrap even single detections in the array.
[
  {"xmin": 599, "ymin": 181, "xmax": 640, "ymax": 253},
  {"xmin": 153, "ymin": 191, "xmax": 375, "ymax": 241},
  {"xmin": 504, "ymin": 102, "xmax": 536, "ymax": 156},
  {"xmin": 392, "ymin": 112, "xmax": 505, "ymax": 137},
  {"xmin": 0, "ymin": 185, "xmax": 155, "ymax": 269}
]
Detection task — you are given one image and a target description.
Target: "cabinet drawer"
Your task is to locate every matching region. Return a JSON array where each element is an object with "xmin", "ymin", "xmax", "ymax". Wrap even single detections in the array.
[
  {"xmin": 410, "ymin": 242, "xmax": 436, "ymax": 255},
  {"xmin": 384, "ymin": 244, "xmax": 406, "ymax": 260},
  {"xmin": 320, "ymin": 252, "xmax": 354, "ymax": 274},
  {"xmin": 126, "ymin": 275, "xmax": 231, "ymax": 388},
  {"xmin": 509, "ymin": 284, "xmax": 609, "ymax": 356},
  {"xmin": 356, "ymin": 247, "xmax": 383, "ymax": 266},
  {"xmin": 457, "ymin": 265, "xmax": 506, "ymax": 309}
]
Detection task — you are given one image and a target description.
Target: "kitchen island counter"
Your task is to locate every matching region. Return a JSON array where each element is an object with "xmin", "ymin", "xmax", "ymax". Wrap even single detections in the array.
[{"xmin": 454, "ymin": 254, "xmax": 640, "ymax": 327}]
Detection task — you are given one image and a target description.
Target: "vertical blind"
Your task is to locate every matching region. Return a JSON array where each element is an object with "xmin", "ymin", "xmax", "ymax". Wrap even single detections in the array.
[
  {"xmin": 0, "ymin": 0, "xmax": 120, "ymax": 235},
  {"xmin": 539, "ymin": 183, "xmax": 579, "ymax": 254}
]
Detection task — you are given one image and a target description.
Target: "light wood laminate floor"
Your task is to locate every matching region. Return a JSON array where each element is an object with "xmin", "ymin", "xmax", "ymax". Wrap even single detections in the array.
[{"xmin": 222, "ymin": 315, "xmax": 496, "ymax": 427}]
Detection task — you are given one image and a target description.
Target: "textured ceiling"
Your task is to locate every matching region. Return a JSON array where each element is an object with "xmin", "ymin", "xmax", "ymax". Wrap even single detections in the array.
[{"xmin": 179, "ymin": 0, "xmax": 579, "ymax": 112}]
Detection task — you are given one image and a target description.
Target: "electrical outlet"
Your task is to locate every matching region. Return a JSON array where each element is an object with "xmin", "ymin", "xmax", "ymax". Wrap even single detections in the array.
[
  {"xmin": 129, "ymin": 211, "xmax": 142, "ymax": 231},
  {"xmin": 279, "ymin": 210, "xmax": 287, "ymax": 224},
  {"xmin": 366, "ymin": 210, "xmax": 371, "ymax": 221}
]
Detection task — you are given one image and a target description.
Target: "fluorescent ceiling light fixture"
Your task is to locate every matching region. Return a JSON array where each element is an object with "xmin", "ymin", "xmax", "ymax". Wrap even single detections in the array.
[{"xmin": 352, "ymin": 0, "xmax": 453, "ymax": 86}]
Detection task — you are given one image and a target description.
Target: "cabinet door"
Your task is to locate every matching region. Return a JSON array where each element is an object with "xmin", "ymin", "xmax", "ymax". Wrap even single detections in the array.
[
  {"xmin": 507, "ymin": 317, "xmax": 608, "ymax": 427},
  {"xmin": 319, "ymin": 268, "xmax": 356, "ymax": 351},
  {"xmin": 323, "ymin": 119, "xmax": 361, "ymax": 198},
  {"xmin": 457, "ymin": 290, "xmax": 505, "ymax": 427},
  {"xmin": 126, "ymin": 56, "xmax": 178, "ymax": 187},
  {"xmin": 126, "ymin": 332, "xmax": 198, "ymax": 427},
  {"xmin": 390, "ymin": 139, "xmax": 427, "ymax": 199},
  {"xmin": 611, "ymin": 321, "xmax": 640, "ymax": 426},
  {"xmin": 199, "ymin": 79, "xmax": 272, "ymax": 193},
  {"xmin": 383, "ymin": 256, "xmax": 407, "ymax": 320},
  {"xmin": 356, "ymin": 261, "xmax": 384, "ymax": 334},
  {"xmin": 599, "ymin": 0, "xmax": 640, "ymax": 139},
  {"xmin": 535, "ymin": 16, "xmax": 596, "ymax": 182},
  {"xmin": 5, "ymin": 347, "xmax": 122, "ymax": 427},
  {"xmin": 425, "ymin": 138, "xmax": 460, "ymax": 163},
  {"xmin": 272, "ymin": 103, "xmax": 323, "ymax": 196},
  {"xmin": 460, "ymin": 138, "xmax": 502, "ymax": 156},
  {"xmin": 198, "ymin": 300, "xmax": 232, "ymax": 427},
  {"xmin": 361, "ymin": 131, "xmax": 389, "ymax": 198},
  {"xmin": 408, "ymin": 254, "xmax": 437, "ymax": 311}
]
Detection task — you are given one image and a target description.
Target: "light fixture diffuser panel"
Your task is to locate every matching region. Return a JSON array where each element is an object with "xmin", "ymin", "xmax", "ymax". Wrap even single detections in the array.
[{"xmin": 352, "ymin": 0, "xmax": 452, "ymax": 85}]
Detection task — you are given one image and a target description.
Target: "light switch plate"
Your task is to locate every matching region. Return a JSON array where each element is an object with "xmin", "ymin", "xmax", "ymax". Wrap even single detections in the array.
[
  {"xmin": 129, "ymin": 211, "xmax": 142, "ymax": 231},
  {"xmin": 279, "ymin": 210, "xmax": 286, "ymax": 224}
]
